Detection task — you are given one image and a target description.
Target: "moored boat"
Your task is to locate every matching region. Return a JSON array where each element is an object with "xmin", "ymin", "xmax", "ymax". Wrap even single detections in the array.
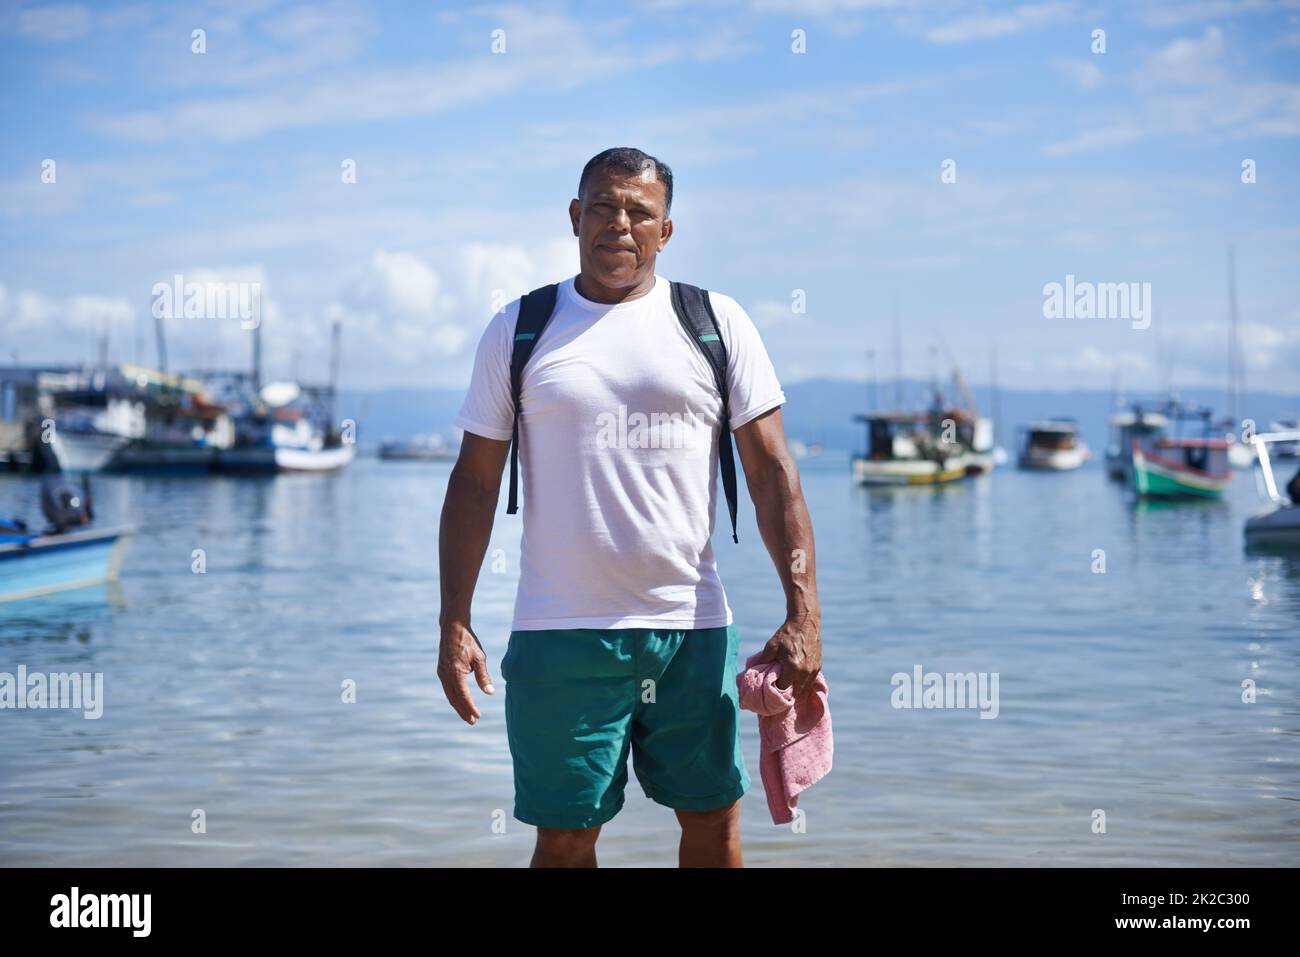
[
  {"xmin": 0, "ymin": 475, "xmax": 132, "ymax": 603},
  {"xmin": 851, "ymin": 410, "xmax": 975, "ymax": 486},
  {"xmin": 378, "ymin": 435, "xmax": 458, "ymax": 462},
  {"xmin": 1106, "ymin": 408, "xmax": 1168, "ymax": 481},
  {"xmin": 1130, "ymin": 405, "xmax": 1232, "ymax": 499},
  {"xmin": 1017, "ymin": 418, "xmax": 1090, "ymax": 471},
  {"xmin": 216, "ymin": 382, "xmax": 354, "ymax": 474}
]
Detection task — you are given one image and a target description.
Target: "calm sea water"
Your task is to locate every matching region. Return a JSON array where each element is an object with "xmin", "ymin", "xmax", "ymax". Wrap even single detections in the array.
[{"xmin": 1, "ymin": 453, "xmax": 1297, "ymax": 867}]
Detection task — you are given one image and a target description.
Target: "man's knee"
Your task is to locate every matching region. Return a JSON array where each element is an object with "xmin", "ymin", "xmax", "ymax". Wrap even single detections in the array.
[
  {"xmin": 535, "ymin": 824, "xmax": 602, "ymax": 851},
  {"xmin": 675, "ymin": 799, "xmax": 740, "ymax": 831}
]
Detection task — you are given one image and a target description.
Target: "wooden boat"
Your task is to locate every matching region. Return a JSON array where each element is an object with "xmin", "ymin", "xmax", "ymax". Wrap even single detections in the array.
[
  {"xmin": 1245, "ymin": 430, "xmax": 1300, "ymax": 548},
  {"xmin": 851, "ymin": 410, "xmax": 976, "ymax": 486},
  {"xmin": 1130, "ymin": 405, "xmax": 1232, "ymax": 499},
  {"xmin": 0, "ymin": 476, "xmax": 132, "ymax": 602},
  {"xmin": 0, "ymin": 526, "xmax": 133, "ymax": 603},
  {"xmin": 1017, "ymin": 419, "xmax": 1090, "ymax": 471}
]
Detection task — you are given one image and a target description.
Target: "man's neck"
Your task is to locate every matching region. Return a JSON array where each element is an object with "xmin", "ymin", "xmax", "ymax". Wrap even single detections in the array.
[{"xmin": 575, "ymin": 271, "xmax": 656, "ymax": 305}]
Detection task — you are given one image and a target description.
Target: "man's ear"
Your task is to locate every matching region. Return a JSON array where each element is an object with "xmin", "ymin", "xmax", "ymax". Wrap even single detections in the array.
[
  {"xmin": 658, "ymin": 217, "xmax": 673, "ymax": 251},
  {"xmin": 569, "ymin": 198, "xmax": 581, "ymax": 236}
]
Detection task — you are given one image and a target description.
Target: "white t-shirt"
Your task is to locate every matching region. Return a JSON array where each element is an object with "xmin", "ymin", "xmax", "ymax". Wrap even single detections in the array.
[{"xmin": 454, "ymin": 272, "xmax": 786, "ymax": 631}]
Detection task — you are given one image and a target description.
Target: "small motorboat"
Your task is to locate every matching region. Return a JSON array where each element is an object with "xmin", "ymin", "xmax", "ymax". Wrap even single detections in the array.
[
  {"xmin": 1246, "ymin": 430, "xmax": 1300, "ymax": 549},
  {"xmin": 1017, "ymin": 418, "xmax": 1090, "ymax": 470},
  {"xmin": 0, "ymin": 475, "xmax": 133, "ymax": 603},
  {"xmin": 378, "ymin": 434, "xmax": 458, "ymax": 462}
]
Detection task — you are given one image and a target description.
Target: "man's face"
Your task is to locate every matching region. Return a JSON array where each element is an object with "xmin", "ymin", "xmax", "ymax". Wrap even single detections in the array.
[{"xmin": 569, "ymin": 164, "xmax": 671, "ymax": 289}]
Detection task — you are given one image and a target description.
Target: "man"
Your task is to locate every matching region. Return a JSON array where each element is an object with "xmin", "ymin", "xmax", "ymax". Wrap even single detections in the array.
[{"xmin": 437, "ymin": 147, "xmax": 821, "ymax": 868}]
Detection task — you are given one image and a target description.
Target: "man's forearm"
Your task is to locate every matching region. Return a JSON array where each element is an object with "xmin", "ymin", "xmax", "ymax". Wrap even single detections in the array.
[
  {"xmin": 747, "ymin": 454, "xmax": 820, "ymax": 623},
  {"xmin": 438, "ymin": 464, "xmax": 500, "ymax": 629}
]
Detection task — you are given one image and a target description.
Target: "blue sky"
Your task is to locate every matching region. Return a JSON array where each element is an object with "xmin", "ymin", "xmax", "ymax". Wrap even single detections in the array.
[{"xmin": 2, "ymin": 0, "xmax": 1298, "ymax": 397}]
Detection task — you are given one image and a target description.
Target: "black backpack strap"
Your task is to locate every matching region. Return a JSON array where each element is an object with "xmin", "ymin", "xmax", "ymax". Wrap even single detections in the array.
[
  {"xmin": 669, "ymin": 281, "xmax": 739, "ymax": 544},
  {"xmin": 507, "ymin": 283, "xmax": 559, "ymax": 515}
]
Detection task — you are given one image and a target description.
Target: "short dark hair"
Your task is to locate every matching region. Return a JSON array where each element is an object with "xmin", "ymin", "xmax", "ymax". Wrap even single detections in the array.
[{"xmin": 577, "ymin": 147, "xmax": 673, "ymax": 217}]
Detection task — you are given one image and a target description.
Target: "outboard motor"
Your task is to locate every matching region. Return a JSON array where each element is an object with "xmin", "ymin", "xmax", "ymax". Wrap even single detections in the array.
[{"xmin": 40, "ymin": 473, "xmax": 94, "ymax": 534}]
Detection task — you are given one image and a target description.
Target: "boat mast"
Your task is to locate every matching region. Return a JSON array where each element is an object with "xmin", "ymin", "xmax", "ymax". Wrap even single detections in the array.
[
  {"xmin": 153, "ymin": 311, "xmax": 168, "ymax": 373},
  {"xmin": 990, "ymin": 343, "xmax": 1001, "ymax": 447},
  {"xmin": 328, "ymin": 319, "xmax": 341, "ymax": 427},
  {"xmin": 251, "ymin": 313, "xmax": 262, "ymax": 395},
  {"xmin": 866, "ymin": 348, "xmax": 877, "ymax": 412},
  {"xmin": 892, "ymin": 297, "xmax": 902, "ymax": 409},
  {"xmin": 1227, "ymin": 244, "xmax": 1245, "ymax": 429}
]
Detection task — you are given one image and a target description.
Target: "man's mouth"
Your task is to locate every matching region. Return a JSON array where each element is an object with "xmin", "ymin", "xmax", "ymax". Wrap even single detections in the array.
[{"xmin": 598, "ymin": 244, "xmax": 635, "ymax": 255}]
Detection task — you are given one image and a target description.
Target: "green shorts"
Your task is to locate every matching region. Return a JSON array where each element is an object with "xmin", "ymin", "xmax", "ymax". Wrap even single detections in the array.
[{"xmin": 500, "ymin": 622, "xmax": 750, "ymax": 829}]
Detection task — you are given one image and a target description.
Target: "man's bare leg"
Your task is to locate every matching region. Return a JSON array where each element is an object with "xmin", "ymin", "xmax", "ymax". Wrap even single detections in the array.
[
  {"xmin": 675, "ymin": 800, "xmax": 742, "ymax": 868},
  {"xmin": 532, "ymin": 825, "xmax": 602, "ymax": 867}
]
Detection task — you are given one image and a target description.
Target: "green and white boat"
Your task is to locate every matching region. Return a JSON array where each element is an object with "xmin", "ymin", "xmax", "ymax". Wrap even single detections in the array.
[{"xmin": 1130, "ymin": 405, "xmax": 1232, "ymax": 499}]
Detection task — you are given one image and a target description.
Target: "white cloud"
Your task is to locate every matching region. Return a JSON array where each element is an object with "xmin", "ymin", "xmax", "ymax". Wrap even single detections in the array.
[
  {"xmin": 1141, "ymin": 25, "xmax": 1227, "ymax": 87},
  {"xmin": 1052, "ymin": 57, "xmax": 1103, "ymax": 89},
  {"xmin": 1139, "ymin": 0, "xmax": 1279, "ymax": 28},
  {"xmin": 86, "ymin": 6, "xmax": 740, "ymax": 143},
  {"xmin": 1050, "ymin": 346, "xmax": 1151, "ymax": 375},
  {"xmin": 13, "ymin": 3, "xmax": 91, "ymax": 42},
  {"xmin": 1043, "ymin": 26, "xmax": 1300, "ymax": 155},
  {"xmin": 325, "ymin": 239, "xmax": 576, "ymax": 378},
  {"xmin": 924, "ymin": 2, "xmax": 1073, "ymax": 45}
]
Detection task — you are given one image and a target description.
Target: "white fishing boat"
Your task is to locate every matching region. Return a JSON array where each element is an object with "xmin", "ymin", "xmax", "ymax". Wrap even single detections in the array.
[
  {"xmin": 852, "ymin": 410, "xmax": 977, "ymax": 486},
  {"xmin": 217, "ymin": 382, "xmax": 354, "ymax": 474},
  {"xmin": 1245, "ymin": 430, "xmax": 1300, "ymax": 548},
  {"xmin": 1017, "ymin": 419, "xmax": 1090, "ymax": 471},
  {"xmin": 46, "ymin": 371, "xmax": 148, "ymax": 472}
]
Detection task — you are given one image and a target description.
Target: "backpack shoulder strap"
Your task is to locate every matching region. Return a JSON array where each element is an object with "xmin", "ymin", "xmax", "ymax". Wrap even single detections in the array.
[
  {"xmin": 669, "ymin": 280, "xmax": 740, "ymax": 544},
  {"xmin": 507, "ymin": 283, "xmax": 559, "ymax": 515}
]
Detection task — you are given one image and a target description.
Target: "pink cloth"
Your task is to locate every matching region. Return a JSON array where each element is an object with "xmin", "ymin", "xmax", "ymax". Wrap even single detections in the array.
[{"xmin": 736, "ymin": 651, "xmax": 832, "ymax": 825}]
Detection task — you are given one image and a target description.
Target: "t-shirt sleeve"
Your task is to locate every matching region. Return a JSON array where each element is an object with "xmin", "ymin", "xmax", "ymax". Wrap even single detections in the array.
[
  {"xmin": 710, "ymin": 291, "xmax": 786, "ymax": 432},
  {"xmin": 452, "ymin": 301, "xmax": 517, "ymax": 442}
]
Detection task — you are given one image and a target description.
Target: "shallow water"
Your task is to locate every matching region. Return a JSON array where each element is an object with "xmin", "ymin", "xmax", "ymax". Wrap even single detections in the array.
[{"xmin": 1, "ymin": 454, "xmax": 1297, "ymax": 867}]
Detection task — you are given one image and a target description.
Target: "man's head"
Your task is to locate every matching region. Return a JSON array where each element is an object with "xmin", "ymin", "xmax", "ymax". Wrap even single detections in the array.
[{"xmin": 570, "ymin": 147, "xmax": 673, "ymax": 295}]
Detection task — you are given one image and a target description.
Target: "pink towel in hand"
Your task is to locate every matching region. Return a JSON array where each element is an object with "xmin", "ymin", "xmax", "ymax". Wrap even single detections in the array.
[{"xmin": 736, "ymin": 651, "xmax": 832, "ymax": 825}]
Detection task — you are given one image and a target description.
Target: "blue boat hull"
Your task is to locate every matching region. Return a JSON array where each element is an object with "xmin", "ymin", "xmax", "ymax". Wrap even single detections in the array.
[{"xmin": 0, "ymin": 527, "xmax": 133, "ymax": 603}]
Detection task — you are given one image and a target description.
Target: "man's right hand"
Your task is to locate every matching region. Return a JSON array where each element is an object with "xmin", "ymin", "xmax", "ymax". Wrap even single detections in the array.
[{"xmin": 438, "ymin": 621, "xmax": 495, "ymax": 725}]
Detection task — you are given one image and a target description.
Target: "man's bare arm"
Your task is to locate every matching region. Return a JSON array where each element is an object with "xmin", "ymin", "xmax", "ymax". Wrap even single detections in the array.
[
  {"xmin": 437, "ymin": 432, "xmax": 510, "ymax": 725},
  {"xmin": 733, "ymin": 406, "xmax": 822, "ymax": 698}
]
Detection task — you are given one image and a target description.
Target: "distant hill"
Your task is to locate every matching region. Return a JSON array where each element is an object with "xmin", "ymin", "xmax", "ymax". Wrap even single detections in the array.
[{"xmin": 340, "ymin": 379, "xmax": 1300, "ymax": 453}]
